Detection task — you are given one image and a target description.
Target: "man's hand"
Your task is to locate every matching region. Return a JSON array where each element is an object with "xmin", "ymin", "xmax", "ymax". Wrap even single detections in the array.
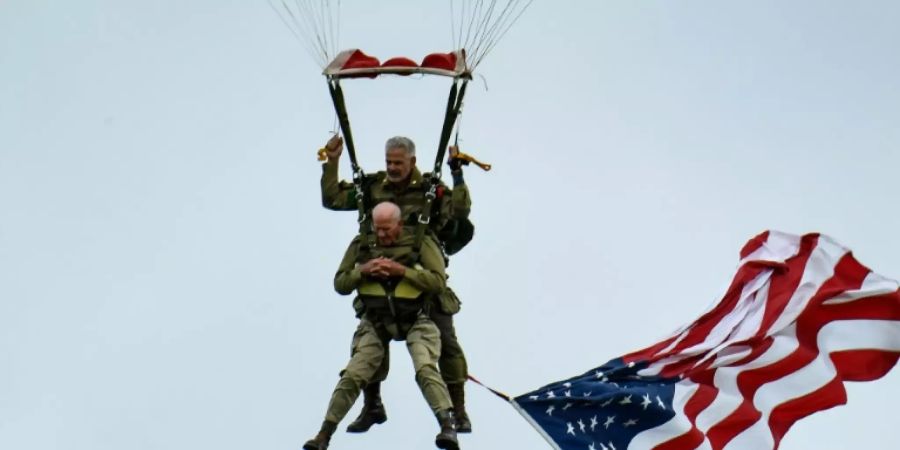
[
  {"xmin": 359, "ymin": 257, "xmax": 406, "ymax": 278},
  {"xmin": 447, "ymin": 145, "xmax": 462, "ymax": 171},
  {"xmin": 358, "ymin": 259, "xmax": 382, "ymax": 277},
  {"xmin": 325, "ymin": 135, "xmax": 344, "ymax": 161},
  {"xmin": 376, "ymin": 258, "xmax": 407, "ymax": 277}
]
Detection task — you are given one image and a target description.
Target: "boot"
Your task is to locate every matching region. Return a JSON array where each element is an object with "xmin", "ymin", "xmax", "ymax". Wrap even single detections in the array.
[
  {"xmin": 434, "ymin": 409, "xmax": 459, "ymax": 450},
  {"xmin": 345, "ymin": 383, "xmax": 387, "ymax": 433},
  {"xmin": 447, "ymin": 383, "xmax": 471, "ymax": 433},
  {"xmin": 303, "ymin": 420, "xmax": 337, "ymax": 450}
]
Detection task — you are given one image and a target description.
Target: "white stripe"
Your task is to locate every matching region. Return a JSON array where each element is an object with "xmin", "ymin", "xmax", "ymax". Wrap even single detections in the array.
[
  {"xmin": 822, "ymin": 271, "xmax": 899, "ymax": 305},
  {"xmin": 692, "ymin": 326, "xmax": 802, "ymax": 445},
  {"xmin": 627, "ymin": 382, "xmax": 704, "ymax": 450},
  {"xmin": 639, "ymin": 271, "xmax": 774, "ymax": 377},
  {"xmin": 689, "ymin": 238, "xmax": 847, "ymax": 374},
  {"xmin": 645, "ymin": 230, "xmax": 801, "ymax": 366},
  {"xmin": 738, "ymin": 231, "xmax": 802, "ymax": 267},
  {"xmin": 765, "ymin": 237, "xmax": 848, "ymax": 334},
  {"xmin": 721, "ymin": 319, "xmax": 900, "ymax": 450}
]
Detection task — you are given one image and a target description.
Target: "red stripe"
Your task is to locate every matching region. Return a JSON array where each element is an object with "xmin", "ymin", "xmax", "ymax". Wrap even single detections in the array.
[
  {"xmin": 768, "ymin": 350, "xmax": 900, "ymax": 449},
  {"xmin": 768, "ymin": 377, "xmax": 846, "ymax": 449},
  {"xmin": 753, "ymin": 235, "xmax": 820, "ymax": 338},
  {"xmin": 739, "ymin": 231, "xmax": 770, "ymax": 259},
  {"xmin": 703, "ymin": 253, "xmax": 871, "ymax": 449},
  {"xmin": 653, "ymin": 371, "xmax": 718, "ymax": 450},
  {"xmin": 646, "ymin": 235, "xmax": 816, "ymax": 373}
]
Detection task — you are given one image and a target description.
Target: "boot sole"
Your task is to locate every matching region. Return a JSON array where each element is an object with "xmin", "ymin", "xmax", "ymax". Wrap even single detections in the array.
[
  {"xmin": 435, "ymin": 437, "xmax": 459, "ymax": 450},
  {"xmin": 345, "ymin": 415, "xmax": 387, "ymax": 433}
]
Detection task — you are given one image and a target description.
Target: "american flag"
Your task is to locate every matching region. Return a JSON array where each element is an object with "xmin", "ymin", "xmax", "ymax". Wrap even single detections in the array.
[{"xmin": 513, "ymin": 231, "xmax": 900, "ymax": 450}]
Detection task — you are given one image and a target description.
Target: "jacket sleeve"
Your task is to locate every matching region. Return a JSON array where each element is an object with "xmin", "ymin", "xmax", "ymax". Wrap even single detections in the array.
[
  {"xmin": 334, "ymin": 237, "xmax": 363, "ymax": 295},
  {"xmin": 320, "ymin": 159, "xmax": 358, "ymax": 211},
  {"xmin": 448, "ymin": 182, "xmax": 471, "ymax": 220},
  {"xmin": 401, "ymin": 237, "xmax": 447, "ymax": 294}
]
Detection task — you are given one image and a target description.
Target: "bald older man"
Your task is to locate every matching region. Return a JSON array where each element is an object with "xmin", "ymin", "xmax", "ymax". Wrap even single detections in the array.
[{"xmin": 303, "ymin": 202, "xmax": 459, "ymax": 450}]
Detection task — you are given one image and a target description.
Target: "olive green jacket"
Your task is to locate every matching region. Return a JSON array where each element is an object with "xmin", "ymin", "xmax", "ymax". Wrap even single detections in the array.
[
  {"xmin": 333, "ymin": 232, "xmax": 447, "ymax": 297},
  {"xmin": 321, "ymin": 159, "xmax": 471, "ymax": 233}
]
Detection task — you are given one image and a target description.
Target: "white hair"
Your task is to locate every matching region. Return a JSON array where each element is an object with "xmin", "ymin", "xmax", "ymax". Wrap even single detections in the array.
[
  {"xmin": 385, "ymin": 136, "xmax": 415, "ymax": 156},
  {"xmin": 372, "ymin": 201, "xmax": 402, "ymax": 223}
]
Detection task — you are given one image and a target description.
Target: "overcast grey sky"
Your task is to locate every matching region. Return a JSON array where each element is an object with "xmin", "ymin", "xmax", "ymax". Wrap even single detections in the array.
[{"xmin": 2, "ymin": 1, "xmax": 899, "ymax": 449}]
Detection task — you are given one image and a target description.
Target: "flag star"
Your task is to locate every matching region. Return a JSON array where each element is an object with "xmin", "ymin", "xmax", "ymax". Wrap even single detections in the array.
[
  {"xmin": 567, "ymin": 422, "xmax": 576, "ymax": 436},
  {"xmin": 590, "ymin": 415, "xmax": 598, "ymax": 431},
  {"xmin": 611, "ymin": 382, "xmax": 620, "ymax": 388},
  {"xmin": 578, "ymin": 419, "xmax": 586, "ymax": 433},
  {"xmin": 618, "ymin": 394, "xmax": 632, "ymax": 405},
  {"xmin": 624, "ymin": 419, "xmax": 638, "ymax": 427},
  {"xmin": 564, "ymin": 382, "xmax": 572, "ymax": 388},
  {"xmin": 603, "ymin": 415, "xmax": 615, "ymax": 429},
  {"xmin": 599, "ymin": 444, "xmax": 609, "ymax": 450},
  {"xmin": 595, "ymin": 371, "xmax": 605, "ymax": 379},
  {"xmin": 546, "ymin": 405, "xmax": 555, "ymax": 416},
  {"xmin": 546, "ymin": 391, "xmax": 556, "ymax": 399},
  {"xmin": 608, "ymin": 442, "xmax": 617, "ymax": 450},
  {"xmin": 583, "ymin": 391, "xmax": 592, "ymax": 397},
  {"xmin": 563, "ymin": 402, "xmax": 573, "ymax": 411},
  {"xmin": 656, "ymin": 395, "xmax": 666, "ymax": 409},
  {"xmin": 641, "ymin": 394, "xmax": 652, "ymax": 410},
  {"xmin": 589, "ymin": 444, "xmax": 596, "ymax": 450},
  {"xmin": 628, "ymin": 361, "xmax": 636, "ymax": 368},
  {"xmin": 529, "ymin": 395, "xmax": 539, "ymax": 400},
  {"xmin": 600, "ymin": 397, "xmax": 614, "ymax": 408},
  {"xmin": 564, "ymin": 390, "xmax": 572, "ymax": 397}
]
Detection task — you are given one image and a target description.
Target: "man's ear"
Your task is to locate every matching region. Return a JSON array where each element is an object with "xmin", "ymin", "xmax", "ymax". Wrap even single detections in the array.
[{"xmin": 410, "ymin": 155, "xmax": 417, "ymax": 166}]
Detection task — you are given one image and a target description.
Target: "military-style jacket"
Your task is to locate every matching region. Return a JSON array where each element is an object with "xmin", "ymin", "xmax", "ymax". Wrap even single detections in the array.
[
  {"xmin": 334, "ymin": 232, "xmax": 447, "ymax": 298},
  {"xmin": 334, "ymin": 232, "xmax": 447, "ymax": 332},
  {"xmin": 321, "ymin": 158, "xmax": 471, "ymax": 234}
]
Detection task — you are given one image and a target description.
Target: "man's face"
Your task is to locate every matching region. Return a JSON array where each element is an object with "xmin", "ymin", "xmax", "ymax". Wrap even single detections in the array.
[
  {"xmin": 373, "ymin": 214, "xmax": 403, "ymax": 246},
  {"xmin": 385, "ymin": 147, "xmax": 415, "ymax": 183}
]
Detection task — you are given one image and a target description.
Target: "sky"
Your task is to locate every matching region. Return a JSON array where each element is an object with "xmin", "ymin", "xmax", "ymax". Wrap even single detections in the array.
[{"xmin": 1, "ymin": 1, "xmax": 899, "ymax": 449}]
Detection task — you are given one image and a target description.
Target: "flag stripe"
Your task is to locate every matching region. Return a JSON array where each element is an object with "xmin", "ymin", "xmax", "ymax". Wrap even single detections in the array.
[{"xmin": 515, "ymin": 232, "xmax": 900, "ymax": 450}]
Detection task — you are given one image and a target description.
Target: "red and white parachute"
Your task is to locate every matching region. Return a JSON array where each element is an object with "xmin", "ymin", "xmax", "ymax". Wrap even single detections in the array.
[{"xmin": 269, "ymin": 0, "xmax": 531, "ymax": 182}]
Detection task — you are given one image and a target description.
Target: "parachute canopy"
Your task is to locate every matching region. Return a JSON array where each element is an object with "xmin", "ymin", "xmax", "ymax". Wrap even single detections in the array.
[
  {"xmin": 270, "ymin": 0, "xmax": 532, "ymax": 74},
  {"xmin": 323, "ymin": 49, "xmax": 470, "ymax": 79}
]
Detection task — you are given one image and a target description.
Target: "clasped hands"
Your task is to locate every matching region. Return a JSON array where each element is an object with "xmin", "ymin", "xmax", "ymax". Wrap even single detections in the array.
[{"xmin": 359, "ymin": 257, "xmax": 406, "ymax": 279}]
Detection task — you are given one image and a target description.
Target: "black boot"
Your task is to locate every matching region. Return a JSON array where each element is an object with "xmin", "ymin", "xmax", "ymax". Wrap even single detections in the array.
[
  {"xmin": 447, "ymin": 383, "xmax": 471, "ymax": 433},
  {"xmin": 345, "ymin": 383, "xmax": 387, "ymax": 433},
  {"xmin": 434, "ymin": 409, "xmax": 459, "ymax": 450},
  {"xmin": 303, "ymin": 420, "xmax": 337, "ymax": 450}
]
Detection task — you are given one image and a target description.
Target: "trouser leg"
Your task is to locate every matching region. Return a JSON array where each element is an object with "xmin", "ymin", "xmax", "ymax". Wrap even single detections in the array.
[
  {"xmin": 406, "ymin": 315, "xmax": 452, "ymax": 413},
  {"xmin": 431, "ymin": 309, "xmax": 471, "ymax": 432},
  {"xmin": 322, "ymin": 319, "xmax": 385, "ymax": 424},
  {"xmin": 430, "ymin": 309, "xmax": 468, "ymax": 384}
]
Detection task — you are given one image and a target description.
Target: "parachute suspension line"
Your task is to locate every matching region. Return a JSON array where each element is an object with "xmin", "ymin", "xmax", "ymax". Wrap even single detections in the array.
[
  {"xmin": 450, "ymin": 0, "xmax": 532, "ymax": 70},
  {"xmin": 269, "ymin": 0, "xmax": 341, "ymax": 68},
  {"xmin": 267, "ymin": 0, "xmax": 325, "ymax": 67},
  {"xmin": 474, "ymin": 0, "xmax": 532, "ymax": 66}
]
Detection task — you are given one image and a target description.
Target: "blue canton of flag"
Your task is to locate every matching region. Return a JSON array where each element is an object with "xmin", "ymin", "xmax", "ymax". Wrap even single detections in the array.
[{"xmin": 514, "ymin": 359, "xmax": 677, "ymax": 450}]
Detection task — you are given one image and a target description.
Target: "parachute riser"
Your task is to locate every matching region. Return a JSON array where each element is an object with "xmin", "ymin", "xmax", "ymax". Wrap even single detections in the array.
[
  {"xmin": 432, "ymin": 79, "xmax": 469, "ymax": 179},
  {"xmin": 326, "ymin": 79, "xmax": 362, "ymax": 176},
  {"xmin": 413, "ymin": 78, "xmax": 469, "ymax": 256},
  {"xmin": 327, "ymin": 78, "xmax": 374, "ymax": 248}
]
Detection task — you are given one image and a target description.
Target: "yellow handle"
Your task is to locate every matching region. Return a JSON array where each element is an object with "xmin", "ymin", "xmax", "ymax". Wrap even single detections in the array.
[{"xmin": 450, "ymin": 148, "xmax": 492, "ymax": 172}]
